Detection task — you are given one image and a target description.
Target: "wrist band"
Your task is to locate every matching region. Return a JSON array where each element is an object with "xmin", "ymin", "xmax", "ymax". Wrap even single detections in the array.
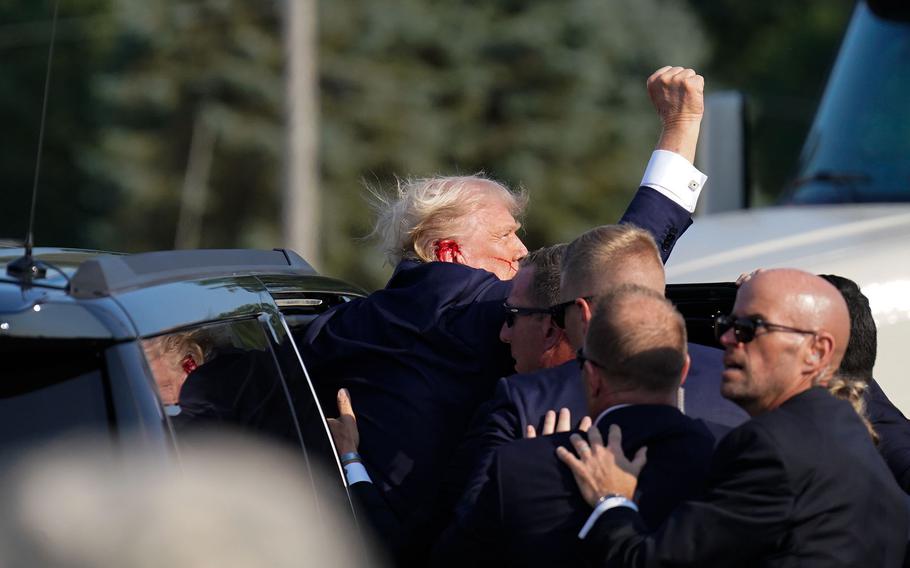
[{"xmin": 340, "ymin": 452, "xmax": 361, "ymax": 464}]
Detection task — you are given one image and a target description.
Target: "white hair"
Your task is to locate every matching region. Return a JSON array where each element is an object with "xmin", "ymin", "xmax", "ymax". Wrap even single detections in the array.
[{"xmin": 369, "ymin": 174, "xmax": 527, "ymax": 265}]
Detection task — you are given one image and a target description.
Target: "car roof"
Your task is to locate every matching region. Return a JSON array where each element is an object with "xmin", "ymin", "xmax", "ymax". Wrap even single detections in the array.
[{"xmin": 0, "ymin": 247, "xmax": 365, "ymax": 340}]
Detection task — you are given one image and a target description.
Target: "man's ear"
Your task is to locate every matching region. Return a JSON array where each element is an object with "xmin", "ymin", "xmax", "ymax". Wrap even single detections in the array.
[
  {"xmin": 584, "ymin": 363, "xmax": 601, "ymax": 401},
  {"xmin": 435, "ymin": 240, "xmax": 463, "ymax": 263},
  {"xmin": 542, "ymin": 319, "xmax": 565, "ymax": 351},
  {"xmin": 805, "ymin": 332, "xmax": 836, "ymax": 376},
  {"xmin": 577, "ymin": 297, "xmax": 594, "ymax": 337},
  {"xmin": 679, "ymin": 354, "xmax": 691, "ymax": 387}
]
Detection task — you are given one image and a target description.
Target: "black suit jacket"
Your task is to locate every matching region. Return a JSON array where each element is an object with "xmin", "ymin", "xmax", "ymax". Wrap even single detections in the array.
[
  {"xmin": 296, "ymin": 187, "xmax": 693, "ymax": 555},
  {"xmin": 866, "ymin": 378, "xmax": 910, "ymax": 492},
  {"xmin": 433, "ymin": 405, "xmax": 714, "ymax": 568},
  {"xmin": 450, "ymin": 344, "xmax": 746, "ymax": 518},
  {"xmin": 584, "ymin": 387, "xmax": 908, "ymax": 568}
]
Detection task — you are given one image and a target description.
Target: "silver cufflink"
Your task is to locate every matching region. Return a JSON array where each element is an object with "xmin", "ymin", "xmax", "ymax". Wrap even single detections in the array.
[{"xmin": 688, "ymin": 180, "xmax": 699, "ymax": 191}]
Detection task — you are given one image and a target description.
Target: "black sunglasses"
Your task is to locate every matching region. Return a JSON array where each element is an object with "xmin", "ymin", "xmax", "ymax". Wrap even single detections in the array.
[
  {"xmin": 575, "ymin": 347, "xmax": 605, "ymax": 370},
  {"xmin": 551, "ymin": 296, "xmax": 594, "ymax": 329},
  {"xmin": 503, "ymin": 302, "xmax": 552, "ymax": 327},
  {"xmin": 714, "ymin": 314, "xmax": 816, "ymax": 344}
]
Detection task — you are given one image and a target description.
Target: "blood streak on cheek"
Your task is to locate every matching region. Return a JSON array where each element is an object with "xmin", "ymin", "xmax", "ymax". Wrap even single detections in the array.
[{"xmin": 493, "ymin": 257, "xmax": 517, "ymax": 275}]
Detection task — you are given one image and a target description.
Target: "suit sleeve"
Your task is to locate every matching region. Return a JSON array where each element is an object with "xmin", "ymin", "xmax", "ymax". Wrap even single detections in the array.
[
  {"xmin": 449, "ymin": 378, "xmax": 524, "ymax": 519},
  {"xmin": 620, "ymin": 187, "xmax": 692, "ymax": 264},
  {"xmin": 432, "ymin": 453, "xmax": 506, "ymax": 568},
  {"xmin": 866, "ymin": 379, "xmax": 910, "ymax": 492},
  {"xmin": 348, "ymin": 481, "xmax": 406, "ymax": 557},
  {"xmin": 582, "ymin": 422, "xmax": 793, "ymax": 567}
]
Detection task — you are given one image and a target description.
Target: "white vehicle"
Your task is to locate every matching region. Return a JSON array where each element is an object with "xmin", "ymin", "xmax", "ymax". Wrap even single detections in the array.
[{"xmin": 668, "ymin": 0, "xmax": 910, "ymax": 411}]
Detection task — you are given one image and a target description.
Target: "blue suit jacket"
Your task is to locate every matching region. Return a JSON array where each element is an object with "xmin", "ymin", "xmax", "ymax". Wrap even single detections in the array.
[
  {"xmin": 296, "ymin": 187, "xmax": 693, "ymax": 553},
  {"xmin": 449, "ymin": 343, "xmax": 748, "ymax": 517},
  {"xmin": 866, "ymin": 379, "xmax": 910, "ymax": 492},
  {"xmin": 433, "ymin": 405, "xmax": 715, "ymax": 568}
]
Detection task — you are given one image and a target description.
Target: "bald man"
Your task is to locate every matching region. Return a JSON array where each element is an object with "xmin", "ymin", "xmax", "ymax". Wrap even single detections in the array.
[{"xmin": 560, "ymin": 269, "xmax": 908, "ymax": 568}]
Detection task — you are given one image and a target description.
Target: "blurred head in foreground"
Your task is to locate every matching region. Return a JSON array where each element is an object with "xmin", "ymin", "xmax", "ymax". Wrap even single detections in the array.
[{"xmin": 0, "ymin": 433, "xmax": 376, "ymax": 568}]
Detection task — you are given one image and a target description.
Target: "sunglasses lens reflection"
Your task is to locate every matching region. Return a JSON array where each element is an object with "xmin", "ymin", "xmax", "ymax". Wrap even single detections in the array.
[{"xmin": 715, "ymin": 316, "xmax": 757, "ymax": 343}]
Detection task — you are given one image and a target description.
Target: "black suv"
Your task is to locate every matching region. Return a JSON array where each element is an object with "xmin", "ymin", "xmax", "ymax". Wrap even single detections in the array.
[{"xmin": 0, "ymin": 247, "xmax": 367, "ymax": 532}]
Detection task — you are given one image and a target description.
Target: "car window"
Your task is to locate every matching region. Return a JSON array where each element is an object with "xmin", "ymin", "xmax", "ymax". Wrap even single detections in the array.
[
  {"xmin": 0, "ymin": 339, "xmax": 113, "ymax": 459},
  {"xmin": 141, "ymin": 315, "xmax": 358, "ymax": 549},
  {"xmin": 142, "ymin": 319, "xmax": 300, "ymax": 446},
  {"xmin": 272, "ymin": 315, "xmax": 352, "ymax": 498}
]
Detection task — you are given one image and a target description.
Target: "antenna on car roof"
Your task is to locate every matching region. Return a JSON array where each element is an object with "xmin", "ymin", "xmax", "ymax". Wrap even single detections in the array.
[{"xmin": 6, "ymin": 0, "xmax": 60, "ymax": 282}]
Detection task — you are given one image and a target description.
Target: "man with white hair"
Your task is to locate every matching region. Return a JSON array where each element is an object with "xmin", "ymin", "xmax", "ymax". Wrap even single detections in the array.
[{"xmin": 299, "ymin": 66, "xmax": 709, "ymax": 561}]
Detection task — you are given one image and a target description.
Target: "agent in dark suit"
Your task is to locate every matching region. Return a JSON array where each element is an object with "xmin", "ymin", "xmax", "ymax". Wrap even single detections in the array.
[
  {"xmin": 819, "ymin": 274, "xmax": 910, "ymax": 493},
  {"xmin": 451, "ymin": 223, "xmax": 747, "ymax": 517},
  {"xmin": 562, "ymin": 270, "xmax": 908, "ymax": 567},
  {"xmin": 434, "ymin": 286, "xmax": 714, "ymax": 568},
  {"xmin": 298, "ymin": 67, "xmax": 710, "ymax": 560}
]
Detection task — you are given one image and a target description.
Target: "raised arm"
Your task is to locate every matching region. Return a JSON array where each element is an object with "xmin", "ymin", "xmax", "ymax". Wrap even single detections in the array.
[{"xmin": 621, "ymin": 67, "xmax": 707, "ymax": 263}]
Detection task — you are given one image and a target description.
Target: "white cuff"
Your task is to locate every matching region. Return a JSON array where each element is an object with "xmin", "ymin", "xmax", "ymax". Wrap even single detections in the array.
[
  {"xmin": 578, "ymin": 496, "xmax": 638, "ymax": 539},
  {"xmin": 343, "ymin": 462, "xmax": 373, "ymax": 486},
  {"xmin": 640, "ymin": 150, "xmax": 707, "ymax": 213}
]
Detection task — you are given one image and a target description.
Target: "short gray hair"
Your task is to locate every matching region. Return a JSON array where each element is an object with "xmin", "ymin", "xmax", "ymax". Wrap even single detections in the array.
[
  {"xmin": 587, "ymin": 285, "xmax": 687, "ymax": 393},
  {"xmin": 370, "ymin": 174, "xmax": 527, "ymax": 265},
  {"xmin": 521, "ymin": 243, "xmax": 567, "ymax": 308}
]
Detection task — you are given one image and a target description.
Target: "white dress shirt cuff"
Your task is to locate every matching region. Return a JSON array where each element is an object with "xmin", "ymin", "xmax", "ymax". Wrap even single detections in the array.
[
  {"xmin": 343, "ymin": 462, "xmax": 373, "ymax": 486},
  {"xmin": 578, "ymin": 496, "xmax": 639, "ymax": 539},
  {"xmin": 640, "ymin": 150, "xmax": 707, "ymax": 213}
]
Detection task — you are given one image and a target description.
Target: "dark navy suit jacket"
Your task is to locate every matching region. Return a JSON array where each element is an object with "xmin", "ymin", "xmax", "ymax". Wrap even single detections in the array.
[
  {"xmin": 296, "ymin": 187, "xmax": 693, "ymax": 554},
  {"xmin": 433, "ymin": 405, "xmax": 715, "ymax": 568},
  {"xmin": 866, "ymin": 378, "xmax": 910, "ymax": 493},
  {"xmin": 450, "ymin": 343, "xmax": 748, "ymax": 517},
  {"xmin": 583, "ymin": 388, "xmax": 908, "ymax": 568}
]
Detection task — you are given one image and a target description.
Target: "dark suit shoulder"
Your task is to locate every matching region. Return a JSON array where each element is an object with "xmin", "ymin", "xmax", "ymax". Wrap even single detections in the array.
[
  {"xmin": 749, "ymin": 387, "xmax": 873, "ymax": 459},
  {"xmin": 388, "ymin": 259, "xmax": 511, "ymax": 305},
  {"xmin": 501, "ymin": 361, "xmax": 586, "ymax": 432},
  {"xmin": 502, "ymin": 361, "xmax": 579, "ymax": 400},
  {"xmin": 498, "ymin": 405, "xmax": 715, "ymax": 529}
]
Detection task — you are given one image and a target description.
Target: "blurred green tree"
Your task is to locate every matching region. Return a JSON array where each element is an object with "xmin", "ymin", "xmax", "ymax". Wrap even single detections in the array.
[
  {"xmin": 0, "ymin": 0, "xmax": 113, "ymax": 248},
  {"xmin": 1, "ymin": 1, "xmax": 855, "ymax": 293},
  {"xmin": 84, "ymin": 0, "xmax": 286, "ymax": 252}
]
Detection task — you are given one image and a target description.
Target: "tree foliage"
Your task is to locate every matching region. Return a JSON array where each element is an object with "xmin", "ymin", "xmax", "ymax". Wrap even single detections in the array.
[
  {"xmin": 85, "ymin": 0, "xmax": 285, "ymax": 251},
  {"xmin": 0, "ymin": 0, "xmax": 112, "ymax": 247},
  {"xmin": 0, "ymin": 0, "xmax": 854, "ymax": 291},
  {"xmin": 320, "ymin": 0, "xmax": 706, "ymax": 287}
]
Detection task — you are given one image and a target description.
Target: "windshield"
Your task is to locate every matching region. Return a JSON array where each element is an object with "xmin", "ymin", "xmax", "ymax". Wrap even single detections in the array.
[{"xmin": 788, "ymin": 4, "xmax": 910, "ymax": 204}]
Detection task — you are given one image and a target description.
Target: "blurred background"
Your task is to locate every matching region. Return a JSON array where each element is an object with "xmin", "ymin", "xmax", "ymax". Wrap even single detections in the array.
[{"xmin": 0, "ymin": 0, "xmax": 852, "ymax": 290}]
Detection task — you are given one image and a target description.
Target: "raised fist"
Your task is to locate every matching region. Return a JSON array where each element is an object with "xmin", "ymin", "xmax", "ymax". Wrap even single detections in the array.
[{"xmin": 647, "ymin": 66, "xmax": 705, "ymax": 127}]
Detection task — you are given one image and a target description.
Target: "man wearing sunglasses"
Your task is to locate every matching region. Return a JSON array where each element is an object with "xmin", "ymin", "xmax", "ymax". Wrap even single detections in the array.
[
  {"xmin": 434, "ymin": 286, "xmax": 714, "ymax": 567},
  {"xmin": 560, "ymin": 269, "xmax": 908, "ymax": 567},
  {"xmin": 450, "ymin": 224, "xmax": 747, "ymax": 519},
  {"xmin": 499, "ymin": 244, "xmax": 573, "ymax": 375}
]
